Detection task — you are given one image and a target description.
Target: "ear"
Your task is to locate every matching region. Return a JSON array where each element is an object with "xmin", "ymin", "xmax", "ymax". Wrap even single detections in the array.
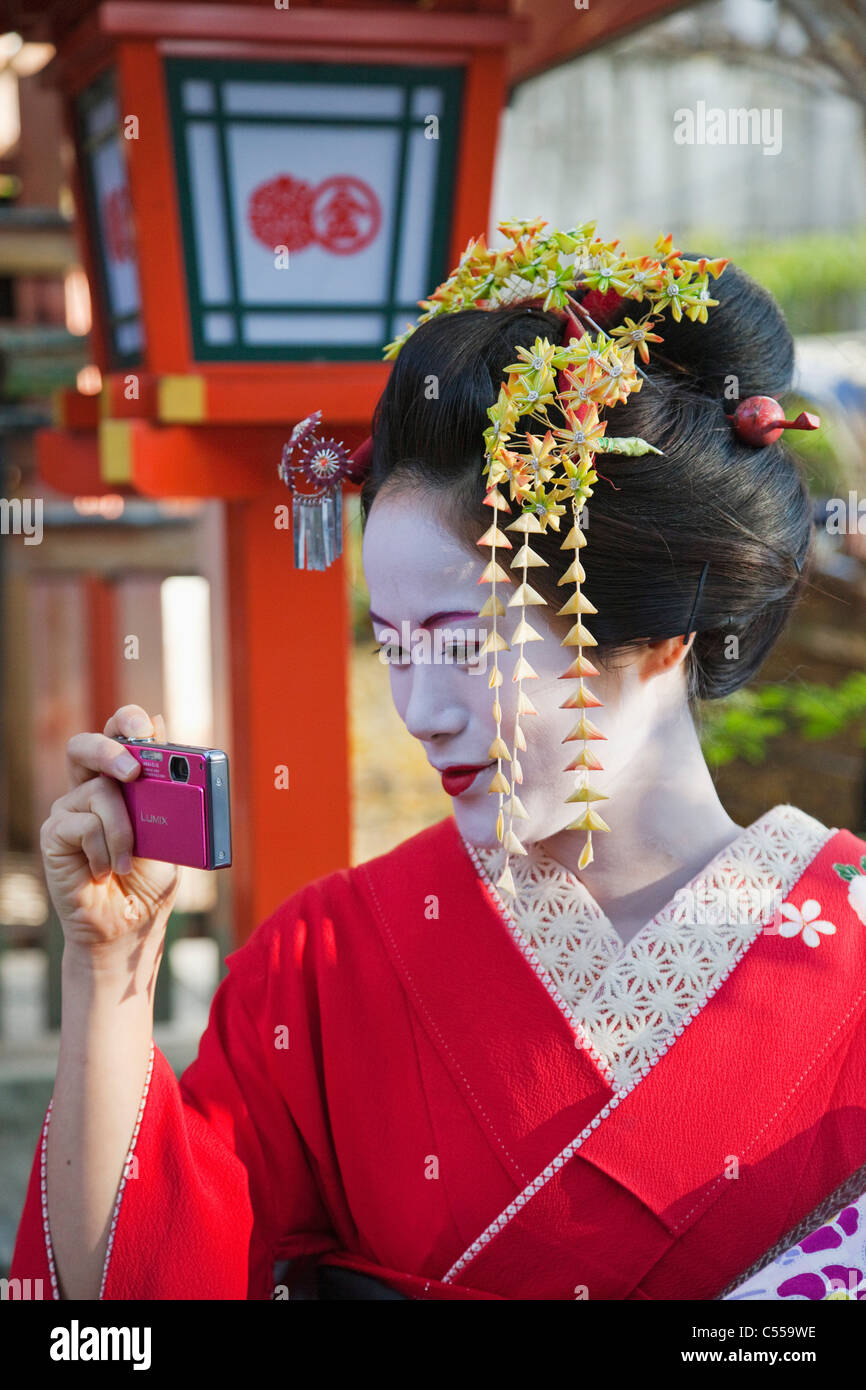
[{"xmin": 636, "ymin": 632, "xmax": 696, "ymax": 682}]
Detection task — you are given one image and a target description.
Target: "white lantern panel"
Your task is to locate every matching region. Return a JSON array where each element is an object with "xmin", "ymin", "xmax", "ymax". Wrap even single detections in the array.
[
  {"xmin": 183, "ymin": 80, "xmax": 216, "ymax": 113},
  {"xmin": 222, "ymin": 81, "xmax": 404, "ymax": 119},
  {"xmin": 226, "ymin": 122, "xmax": 400, "ymax": 305},
  {"xmin": 241, "ymin": 312, "xmax": 385, "ymax": 345},
  {"xmin": 186, "ymin": 123, "xmax": 233, "ymax": 303},
  {"xmin": 83, "ymin": 93, "xmax": 116, "ymax": 142},
  {"xmin": 390, "ymin": 312, "xmax": 416, "ymax": 342},
  {"xmin": 78, "ymin": 73, "xmax": 146, "ymax": 363},
  {"xmin": 166, "ymin": 58, "xmax": 462, "ymax": 358},
  {"xmin": 203, "ymin": 312, "xmax": 236, "ymax": 344},
  {"xmin": 90, "ymin": 138, "xmax": 141, "ymax": 320},
  {"xmin": 395, "ymin": 127, "xmax": 440, "ymax": 304},
  {"xmin": 411, "ymin": 86, "xmax": 444, "ymax": 119},
  {"xmin": 115, "ymin": 319, "xmax": 144, "ymax": 355}
]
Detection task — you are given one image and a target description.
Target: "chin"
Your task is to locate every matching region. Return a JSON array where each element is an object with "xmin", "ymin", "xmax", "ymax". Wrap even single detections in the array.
[
  {"xmin": 450, "ymin": 799, "xmax": 499, "ymax": 849},
  {"xmin": 452, "ymin": 798, "xmax": 542, "ymax": 853}
]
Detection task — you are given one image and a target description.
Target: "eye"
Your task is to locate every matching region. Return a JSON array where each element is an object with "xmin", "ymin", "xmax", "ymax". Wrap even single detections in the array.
[
  {"xmin": 442, "ymin": 640, "xmax": 483, "ymax": 664},
  {"xmin": 370, "ymin": 633, "xmax": 486, "ymax": 666},
  {"xmin": 371, "ymin": 644, "xmax": 411, "ymax": 666}
]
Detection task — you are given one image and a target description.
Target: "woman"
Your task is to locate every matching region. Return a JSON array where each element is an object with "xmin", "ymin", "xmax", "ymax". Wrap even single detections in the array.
[{"xmin": 11, "ymin": 236, "xmax": 866, "ymax": 1301}]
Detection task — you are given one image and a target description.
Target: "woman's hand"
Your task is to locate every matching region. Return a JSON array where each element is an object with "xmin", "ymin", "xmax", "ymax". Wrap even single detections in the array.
[{"xmin": 40, "ymin": 704, "xmax": 181, "ymax": 956}]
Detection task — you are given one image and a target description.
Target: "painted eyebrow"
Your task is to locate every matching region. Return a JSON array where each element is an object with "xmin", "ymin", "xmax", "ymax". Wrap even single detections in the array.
[{"xmin": 369, "ymin": 609, "xmax": 482, "ymax": 630}]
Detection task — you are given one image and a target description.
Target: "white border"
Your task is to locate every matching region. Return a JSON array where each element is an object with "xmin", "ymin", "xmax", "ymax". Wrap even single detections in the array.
[{"xmin": 40, "ymin": 1038, "xmax": 155, "ymax": 1299}]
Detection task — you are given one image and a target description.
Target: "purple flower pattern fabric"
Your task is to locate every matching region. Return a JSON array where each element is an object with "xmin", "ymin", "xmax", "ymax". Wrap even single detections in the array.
[{"xmin": 726, "ymin": 1198, "xmax": 866, "ymax": 1300}]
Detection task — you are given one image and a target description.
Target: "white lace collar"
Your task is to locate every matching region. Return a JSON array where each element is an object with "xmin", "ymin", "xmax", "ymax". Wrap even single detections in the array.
[{"xmin": 461, "ymin": 805, "xmax": 834, "ymax": 1091}]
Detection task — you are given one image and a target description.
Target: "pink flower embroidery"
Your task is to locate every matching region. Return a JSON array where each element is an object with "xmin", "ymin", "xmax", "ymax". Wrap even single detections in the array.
[{"xmin": 777, "ymin": 898, "xmax": 836, "ymax": 948}]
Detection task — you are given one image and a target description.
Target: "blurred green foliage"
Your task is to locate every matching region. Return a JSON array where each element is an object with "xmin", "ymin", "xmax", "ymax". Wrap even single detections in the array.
[
  {"xmin": 643, "ymin": 227, "xmax": 866, "ymax": 336},
  {"xmin": 724, "ymin": 231, "xmax": 866, "ymax": 336},
  {"xmin": 781, "ymin": 393, "xmax": 846, "ymax": 494},
  {"xmin": 699, "ymin": 673, "xmax": 866, "ymax": 767}
]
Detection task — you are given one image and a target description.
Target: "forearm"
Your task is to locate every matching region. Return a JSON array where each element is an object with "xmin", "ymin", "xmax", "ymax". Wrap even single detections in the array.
[{"xmin": 46, "ymin": 941, "xmax": 159, "ymax": 1299}]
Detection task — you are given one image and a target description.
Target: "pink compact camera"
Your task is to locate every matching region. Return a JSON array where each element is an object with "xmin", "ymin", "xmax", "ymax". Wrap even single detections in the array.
[{"xmin": 115, "ymin": 737, "xmax": 232, "ymax": 870}]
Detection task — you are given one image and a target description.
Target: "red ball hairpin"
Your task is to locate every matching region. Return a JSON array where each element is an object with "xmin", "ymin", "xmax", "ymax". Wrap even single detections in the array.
[
  {"xmin": 728, "ymin": 396, "xmax": 820, "ymax": 446},
  {"xmin": 346, "ymin": 434, "xmax": 374, "ymax": 483}
]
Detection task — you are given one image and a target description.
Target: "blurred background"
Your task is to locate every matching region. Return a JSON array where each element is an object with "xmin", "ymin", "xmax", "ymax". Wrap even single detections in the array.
[{"xmin": 1, "ymin": 0, "xmax": 865, "ymax": 1276}]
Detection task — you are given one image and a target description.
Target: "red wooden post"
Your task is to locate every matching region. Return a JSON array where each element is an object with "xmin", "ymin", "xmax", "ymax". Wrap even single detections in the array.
[
  {"xmin": 116, "ymin": 39, "xmax": 192, "ymax": 372},
  {"xmin": 225, "ymin": 476, "xmax": 352, "ymax": 930},
  {"xmin": 84, "ymin": 574, "xmax": 118, "ymax": 726}
]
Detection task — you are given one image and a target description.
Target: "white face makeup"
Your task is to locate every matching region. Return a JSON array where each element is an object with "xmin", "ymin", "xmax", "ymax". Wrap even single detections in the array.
[{"xmin": 362, "ymin": 485, "xmax": 685, "ymax": 852}]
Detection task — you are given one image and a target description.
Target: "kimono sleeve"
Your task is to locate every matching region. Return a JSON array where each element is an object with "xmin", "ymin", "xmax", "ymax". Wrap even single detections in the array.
[{"xmin": 9, "ymin": 890, "xmax": 338, "ymax": 1301}]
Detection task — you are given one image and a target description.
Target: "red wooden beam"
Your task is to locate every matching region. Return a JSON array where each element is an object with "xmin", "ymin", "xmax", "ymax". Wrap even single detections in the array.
[
  {"xmin": 506, "ymin": 0, "xmax": 693, "ymax": 86},
  {"xmin": 158, "ymin": 40, "xmax": 478, "ymax": 65},
  {"xmin": 4, "ymin": 0, "xmax": 693, "ymax": 88},
  {"xmin": 38, "ymin": 427, "xmax": 104, "ymax": 493},
  {"xmin": 122, "ymin": 422, "xmax": 296, "ymax": 498},
  {"xmin": 196, "ymin": 364, "xmax": 390, "ymax": 428},
  {"xmin": 98, "ymin": 2, "xmax": 525, "ymax": 47},
  {"xmin": 54, "ymin": 389, "xmax": 100, "ymax": 429}
]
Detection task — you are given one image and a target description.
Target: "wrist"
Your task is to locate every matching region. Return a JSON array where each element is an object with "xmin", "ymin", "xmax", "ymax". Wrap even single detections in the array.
[{"xmin": 61, "ymin": 934, "xmax": 162, "ymax": 992}]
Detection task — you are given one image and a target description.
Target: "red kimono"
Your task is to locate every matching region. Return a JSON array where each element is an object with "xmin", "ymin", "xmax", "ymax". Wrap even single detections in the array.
[{"xmin": 11, "ymin": 804, "xmax": 866, "ymax": 1300}]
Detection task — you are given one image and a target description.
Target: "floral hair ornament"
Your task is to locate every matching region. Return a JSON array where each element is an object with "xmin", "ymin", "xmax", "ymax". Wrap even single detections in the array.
[{"xmin": 378, "ymin": 216, "xmax": 730, "ymax": 893}]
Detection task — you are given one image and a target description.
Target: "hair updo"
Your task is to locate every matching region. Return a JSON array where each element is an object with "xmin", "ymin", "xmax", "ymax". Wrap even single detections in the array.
[{"xmin": 359, "ymin": 257, "xmax": 814, "ymax": 704}]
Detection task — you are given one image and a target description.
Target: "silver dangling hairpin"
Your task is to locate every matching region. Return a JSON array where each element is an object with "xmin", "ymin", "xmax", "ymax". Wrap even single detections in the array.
[{"xmin": 278, "ymin": 410, "xmax": 352, "ymax": 571}]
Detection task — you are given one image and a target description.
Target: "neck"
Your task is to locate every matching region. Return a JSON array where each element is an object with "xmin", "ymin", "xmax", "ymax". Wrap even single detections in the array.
[{"xmin": 537, "ymin": 700, "xmax": 744, "ymax": 943}]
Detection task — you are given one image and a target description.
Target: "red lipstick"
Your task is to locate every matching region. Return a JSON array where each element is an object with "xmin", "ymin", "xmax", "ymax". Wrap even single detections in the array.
[{"xmin": 440, "ymin": 763, "xmax": 494, "ymax": 797}]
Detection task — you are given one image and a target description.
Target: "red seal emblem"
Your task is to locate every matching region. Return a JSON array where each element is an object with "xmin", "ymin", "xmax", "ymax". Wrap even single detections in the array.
[
  {"xmin": 310, "ymin": 176, "xmax": 381, "ymax": 255},
  {"xmin": 102, "ymin": 186, "xmax": 135, "ymax": 263},
  {"xmin": 247, "ymin": 173, "xmax": 382, "ymax": 257},
  {"xmin": 247, "ymin": 175, "xmax": 316, "ymax": 252}
]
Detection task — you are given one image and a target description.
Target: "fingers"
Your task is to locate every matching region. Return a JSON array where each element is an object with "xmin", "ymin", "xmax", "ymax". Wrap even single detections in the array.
[
  {"xmin": 67, "ymin": 705, "xmax": 165, "ymax": 793},
  {"xmin": 66, "ymin": 732, "xmax": 143, "ymax": 791},
  {"xmin": 51, "ymin": 775, "xmax": 135, "ymax": 875},
  {"xmin": 102, "ymin": 704, "xmax": 154, "ymax": 740},
  {"xmin": 43, "ymin": 809, "xmax": 113, "ymax": 881}
]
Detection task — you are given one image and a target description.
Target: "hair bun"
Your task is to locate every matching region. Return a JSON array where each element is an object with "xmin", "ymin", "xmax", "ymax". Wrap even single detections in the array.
[{"xmin": 610, "ymin": 256, "xmax": 795, "ymax": 403}]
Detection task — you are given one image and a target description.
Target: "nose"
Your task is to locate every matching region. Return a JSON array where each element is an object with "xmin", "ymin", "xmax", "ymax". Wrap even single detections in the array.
[{"xmin": 401, "ymin": 663, "xmax": 467, "ymax": 746}]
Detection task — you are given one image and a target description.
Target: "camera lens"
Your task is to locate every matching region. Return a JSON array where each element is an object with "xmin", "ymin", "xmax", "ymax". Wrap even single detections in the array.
[{"xmin": 169, "ymin": 755, "xmax": 190, "ymax": 782}]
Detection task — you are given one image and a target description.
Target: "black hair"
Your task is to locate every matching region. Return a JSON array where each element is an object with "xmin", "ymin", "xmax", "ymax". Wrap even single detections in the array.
[{"xmin": 359, "ymin": 258, "xmax": 814, "ymax": 704}]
